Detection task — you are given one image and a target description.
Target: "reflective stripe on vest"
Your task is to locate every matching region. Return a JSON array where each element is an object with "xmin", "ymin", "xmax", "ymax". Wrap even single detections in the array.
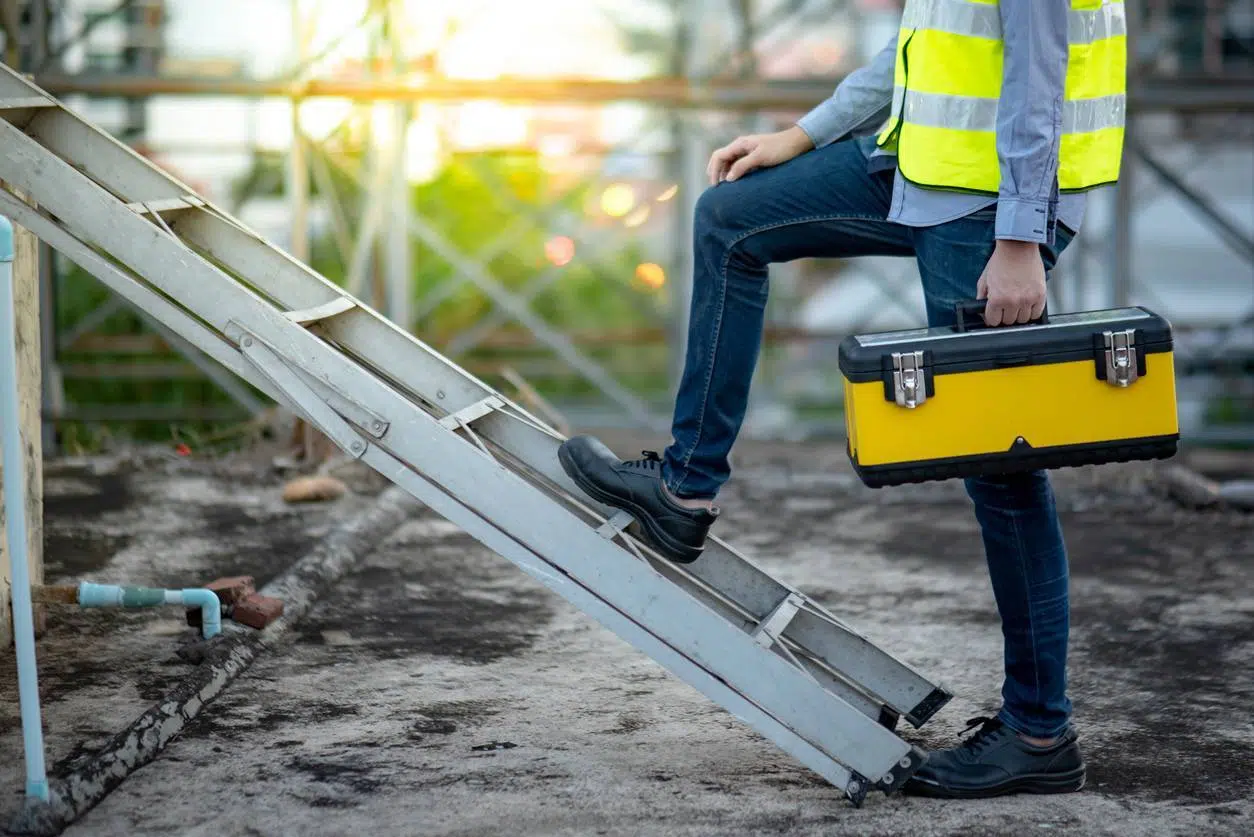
[
  {"xmin": 877, "ymin": 0, "xmax": 1127, "ymax": 194},
  {"xmin": 900, "ymin": 0, "xmax": 1127, "ymax": 45},
  {"xmin": 899, "ymin": 89, "xmax": 1126, "ymax": 135}
]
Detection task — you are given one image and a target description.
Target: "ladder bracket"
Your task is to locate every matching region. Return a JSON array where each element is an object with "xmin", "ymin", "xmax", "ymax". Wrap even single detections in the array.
[
  {"xmin": 594, "ymin": 509, "xmax": 647, "ymax": 562},
  {"xmin": 284, "ymin": 296, "xmax": 357, "ymax": 326},
  {"xmin": 229, "ymin": 323, "xmax": 371, "ymax": 459},
  {"xmin": 439, "ymin": 395, "xmax": 506, "ymax": 431},
  {"xmin": 751, "ymin": 592, "xmax": 806, "ymax": 648},
  {"xmin": 595, "ymin": 509, "xmax": 635, "ymax": 540},
  {"xmin": 0, "ymin": 96, "xmax": 55, "ymax": 110},
  {"xmin": 127, "ymin": 196, "xmax": 206, "ymax": 216}
]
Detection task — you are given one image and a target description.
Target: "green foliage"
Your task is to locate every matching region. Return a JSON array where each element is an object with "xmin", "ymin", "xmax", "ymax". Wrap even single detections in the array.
[{"xmin": 52, "ymin": 144, "xmax": 673, "ymax": 447}]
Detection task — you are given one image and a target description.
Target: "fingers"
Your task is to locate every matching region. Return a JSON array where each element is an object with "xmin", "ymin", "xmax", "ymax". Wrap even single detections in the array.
[
  {"xmin": 707, "ymin": 137, "xmax": 754, "ymax": 185},
  {"xmin": 725, "ymin": 148, "xmax": 764, "ymax": 182},
  {"xmin": 985, "ymin": 294, "xmax": 1044, "ymax": 326}
]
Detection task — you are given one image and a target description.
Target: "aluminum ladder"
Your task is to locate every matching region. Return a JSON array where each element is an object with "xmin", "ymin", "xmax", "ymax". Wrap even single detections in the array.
[{"xmin": 0, "ymin": 63, "xmax": 951, "ymax": 805}]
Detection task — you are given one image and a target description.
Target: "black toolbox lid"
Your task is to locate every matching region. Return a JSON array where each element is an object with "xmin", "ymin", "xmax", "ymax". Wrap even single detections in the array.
[{"xmin": 838, "ymin": 305, "xmax": 1173, "ymax": 382}]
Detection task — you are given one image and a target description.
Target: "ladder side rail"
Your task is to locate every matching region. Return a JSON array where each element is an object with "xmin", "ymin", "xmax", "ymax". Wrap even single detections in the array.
[{"xmin": 0, "ymin": 122, "xmax": 920, "ymax": 786}]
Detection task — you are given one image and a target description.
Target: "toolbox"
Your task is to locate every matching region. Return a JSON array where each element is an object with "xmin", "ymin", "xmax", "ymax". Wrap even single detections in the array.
[{"xmin": 839, "ymin": 301, "xmax": 1180, "ymax": 487}]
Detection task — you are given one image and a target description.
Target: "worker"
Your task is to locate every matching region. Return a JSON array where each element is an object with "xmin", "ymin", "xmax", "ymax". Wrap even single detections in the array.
[{"xmin": 559, "ymin": 0, "xmax": 1125, "ymax": 799}]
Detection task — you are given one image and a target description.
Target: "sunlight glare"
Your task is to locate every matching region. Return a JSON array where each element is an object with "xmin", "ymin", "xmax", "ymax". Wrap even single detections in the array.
[{"xmin": 635, "ymin": 263, "xmax": 666, "ymax": 289}]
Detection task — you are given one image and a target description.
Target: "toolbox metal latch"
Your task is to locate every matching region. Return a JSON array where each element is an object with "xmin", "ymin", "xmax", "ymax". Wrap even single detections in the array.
[
  {"xmin": 891, "ymin": 351, "xmax": 928, "ymax": 408},
  {"xmin": 1103, "ymin": 329, "xmax": 1139, "ymax": 387}
]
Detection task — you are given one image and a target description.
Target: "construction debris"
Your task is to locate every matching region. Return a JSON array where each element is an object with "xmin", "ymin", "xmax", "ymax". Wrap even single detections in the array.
[{"xmin": 281, "ymin": 475, "xmax": 348, "ymax": 504}]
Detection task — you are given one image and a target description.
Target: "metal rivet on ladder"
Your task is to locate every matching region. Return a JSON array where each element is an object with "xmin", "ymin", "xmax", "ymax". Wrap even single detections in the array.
[
  {"xmin": 371, "ymin": 420, "xmax": 385, "ymax": 433},
  {"xmin": 437, "ymin": 390, "xmax": 446, "ymax": 400},
  {"xmin": 350, "ymin": 441, "xmax": 365, "ymax": 454},
  {"xmin": 241, "ymin": 337, "xmax": 253, "ymax": 348}
]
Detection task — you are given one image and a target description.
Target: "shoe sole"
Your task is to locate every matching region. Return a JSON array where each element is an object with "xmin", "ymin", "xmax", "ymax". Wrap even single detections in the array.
[
  {"xmin": 558, "ymin": 445, "xmax": 704, "ymax": 564},
  {"xmin": 905, "ymin": 766, "xmax": 1086, "ymax": 800}
]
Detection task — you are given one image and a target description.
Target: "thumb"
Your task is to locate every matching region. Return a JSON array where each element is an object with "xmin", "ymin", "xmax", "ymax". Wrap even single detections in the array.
[{"xmin": 725, "ymin": 148, "xmax": 762, "ymax": 182}]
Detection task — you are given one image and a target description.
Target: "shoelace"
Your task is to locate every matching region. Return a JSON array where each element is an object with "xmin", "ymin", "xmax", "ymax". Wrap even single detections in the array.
[
  {"xmin": 623, "ymin": 450, "xmax": 663, "ymax": 472},
  {"xmin": 956, "ymin": 716, "xmax": 1006, "ymax": 756}
]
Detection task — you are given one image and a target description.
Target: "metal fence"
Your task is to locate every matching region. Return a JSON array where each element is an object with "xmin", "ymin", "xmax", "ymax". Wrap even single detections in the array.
[{"xmin": 3, "ymin": 0, "xmax": 1252, "ymax": 447}]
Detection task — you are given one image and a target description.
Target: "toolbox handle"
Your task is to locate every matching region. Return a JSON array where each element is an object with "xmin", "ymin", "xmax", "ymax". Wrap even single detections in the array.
[{"xmin": 953, "ymin": 299, "xmax": 1049, "ymax": 333}]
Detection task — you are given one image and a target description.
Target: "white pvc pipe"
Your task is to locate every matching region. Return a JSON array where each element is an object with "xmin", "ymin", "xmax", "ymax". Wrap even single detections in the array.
[{"xmin": 0, "ymin": 214, "xmax": 50, "ymax": 802}]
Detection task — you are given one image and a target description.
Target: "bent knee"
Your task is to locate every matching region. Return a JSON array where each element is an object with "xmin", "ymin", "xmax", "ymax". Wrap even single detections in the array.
[{"xmin": 694, "ymin": 182, "xmax": 745, "ymax": 236}]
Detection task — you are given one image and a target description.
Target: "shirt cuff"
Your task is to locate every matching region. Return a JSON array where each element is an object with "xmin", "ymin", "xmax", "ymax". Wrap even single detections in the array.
[
  {"xmin": 995, "ymin": 197, "xmax": 1056, "ymax": 245},
  {"xmin": 796, "ymin": 100, "xmax": 853, "ymax": 149}
]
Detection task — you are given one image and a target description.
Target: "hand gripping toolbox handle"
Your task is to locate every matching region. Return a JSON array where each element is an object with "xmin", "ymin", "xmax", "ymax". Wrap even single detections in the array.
[{"xmin": 953, "ymin": 299, "xmax": 1049, "ymax": 333}]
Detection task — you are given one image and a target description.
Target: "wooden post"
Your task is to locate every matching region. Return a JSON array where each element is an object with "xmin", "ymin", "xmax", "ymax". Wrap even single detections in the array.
[{"xmin": 0, "ymin": 200, "xmax": 45, "ymax": 646}]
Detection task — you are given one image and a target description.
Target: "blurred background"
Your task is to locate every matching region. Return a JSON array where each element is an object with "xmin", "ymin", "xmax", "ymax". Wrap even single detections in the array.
[{"xmin": 1, "ymin": 0, "xmax": 1251, "ymax": 454}]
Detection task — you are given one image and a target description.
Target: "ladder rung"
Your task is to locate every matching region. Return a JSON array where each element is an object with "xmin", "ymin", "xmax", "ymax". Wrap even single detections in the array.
[
  {"xmin": 127, "ymin": 196, "xmax": 206, "ymax": 215},
  {"xmin": 438, "ymin": 395, "xmax": 506, "ymax": 430},
  {"xmin": 0, "ymin": 97, "xmax": 55, "ymax": 110},
  {"xmin": 284, "ymin": 296, "xmax": 357, "ymax": 325}
]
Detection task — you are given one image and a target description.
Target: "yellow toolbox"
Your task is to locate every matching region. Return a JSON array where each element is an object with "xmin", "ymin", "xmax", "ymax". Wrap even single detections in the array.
[{"xmin": 838, "ymin": 301, "xmax": 1180, "ymax": 487}]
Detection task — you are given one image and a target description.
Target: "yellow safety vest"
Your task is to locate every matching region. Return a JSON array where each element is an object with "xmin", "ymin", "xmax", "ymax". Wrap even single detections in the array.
[{"xmin": 875, "ymin": 0, "xmax": 1127, "ymax": 194}]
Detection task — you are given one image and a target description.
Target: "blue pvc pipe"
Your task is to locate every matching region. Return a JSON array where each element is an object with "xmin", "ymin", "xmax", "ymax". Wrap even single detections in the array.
[
  {"xmin": 180, "ymin": 588, "xmax": 222, "ymax": 639},
  {"xmin": 78, "ymin": 582, "xmax": 221, "ymax": 639},
  {"xmin": 0, "ymin": 215, "xmax": 50, "ymax": 802}
]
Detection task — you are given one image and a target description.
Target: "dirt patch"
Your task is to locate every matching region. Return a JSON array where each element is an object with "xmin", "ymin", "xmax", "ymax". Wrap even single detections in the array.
[
  {"xmin": 43, "ymin": 467, "xmax": 134, "ymax": 522},
  {"xmin": 183, "ymin": 502, "xmax": 323, "ymax": 590},
  {"xmin": 43, "ymin": 530, "xmax": 133, "ymax": 579},
  {"xmin": 296, "ymin": 531, "xmax": 555, "ymax": 664},
  {"xmin": 181, "ymin": 695, "xmax": 363, "ymax": 742}
]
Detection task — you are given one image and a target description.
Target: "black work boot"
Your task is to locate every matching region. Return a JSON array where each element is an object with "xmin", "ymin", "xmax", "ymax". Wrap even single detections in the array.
[
  {"xmin": 557, "ymin": 435, "xmax": 718, "ymax": 563},
  {"xmin": 904, "ymin": 716, "xmax": 1086, "ymax": 799}
]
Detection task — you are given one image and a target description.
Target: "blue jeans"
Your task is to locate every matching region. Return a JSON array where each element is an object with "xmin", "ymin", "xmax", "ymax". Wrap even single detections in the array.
[{"xmin": 661, "ymin": 137, "xmax": 1075, "ymax": 739}]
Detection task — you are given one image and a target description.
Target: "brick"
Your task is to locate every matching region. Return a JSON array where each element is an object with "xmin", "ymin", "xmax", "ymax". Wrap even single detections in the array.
[
  {"xmin": 232, "ymin": 594, "xmax": 285, "ymax": 629},
  {"xmin": 186, "ymin": 576, "xmax": 256, "ymax": 627},
  {"xmin": 205, "ymin": 575, "xmax": 256, "ymax": 606}
]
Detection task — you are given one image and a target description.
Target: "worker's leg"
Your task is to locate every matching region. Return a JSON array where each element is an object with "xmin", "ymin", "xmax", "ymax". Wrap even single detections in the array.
[
  {"xmin": 905, "ymin": 210, "xmax": 1085, "ymax": 798},
  {"xmin": 661, "ymin": 139, "xmax": 912, "ymax": 501},
  {"xmin": 558, "ymin": 137, "xmax": 913, "ymax": 562}
]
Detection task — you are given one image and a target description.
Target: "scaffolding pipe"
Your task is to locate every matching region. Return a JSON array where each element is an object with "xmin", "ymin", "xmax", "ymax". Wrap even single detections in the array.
[
  {"xmin": 0, "ymin": 214, "xmax": 50, "ymax": 804},
  {"xmin": 27, "ymin": 74, "xmax": 1254, "ymax": 112}
]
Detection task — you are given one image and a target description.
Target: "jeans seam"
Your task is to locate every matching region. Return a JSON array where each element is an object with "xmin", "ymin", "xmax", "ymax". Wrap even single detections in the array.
[
  {"xmin": 1008, "ymin": 507, "xmax": 1044, "ymax": 735},
  {"xmin": 670, "ymin": 212, "xmax": 896, "ymax": 495}
]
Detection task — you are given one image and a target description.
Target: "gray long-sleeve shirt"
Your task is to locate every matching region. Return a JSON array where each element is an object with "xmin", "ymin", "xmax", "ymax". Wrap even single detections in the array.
[{"xmin": 796, "ymin": 0, "xmax": 1090, "ymax": 244}]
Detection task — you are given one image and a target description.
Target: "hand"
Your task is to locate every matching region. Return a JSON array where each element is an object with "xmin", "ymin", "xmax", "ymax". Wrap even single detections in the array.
[
  {"xmin": 977, "ymin": 240, "xmax": 1047, "ymax": 326},
  {"xmin": 707, "ymin": 126, "xmax": 814, "ymax": 185}
]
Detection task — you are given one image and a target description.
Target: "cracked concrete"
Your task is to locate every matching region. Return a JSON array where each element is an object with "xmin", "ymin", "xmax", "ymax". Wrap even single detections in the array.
[{"xmin": 3, "ymin": 437, "xmax": 1253, "ymax": 836}]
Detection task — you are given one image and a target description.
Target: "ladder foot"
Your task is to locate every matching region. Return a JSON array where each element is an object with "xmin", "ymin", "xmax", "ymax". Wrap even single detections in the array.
[
  {"xmin": 876, "ymin": 745, "xmax": 928, "ymax": 796},
  {"xmin": 845, "ymin": 774, "xmax": 869, "ymax": 808}
]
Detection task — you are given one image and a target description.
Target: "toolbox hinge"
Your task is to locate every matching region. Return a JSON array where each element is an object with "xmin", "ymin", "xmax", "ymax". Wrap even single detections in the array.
[
  {"xmin": 891, "ymin": 351, "xmax": 927, "ymax": 408},
  {"xmin": 1103, "ymin": 329, "xmax": 1139, "ymax": 387}
]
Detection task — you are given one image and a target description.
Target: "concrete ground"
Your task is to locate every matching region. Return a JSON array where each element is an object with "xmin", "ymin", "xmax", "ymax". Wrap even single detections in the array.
[{"xmin": 2, "ymin": 434, "xmax": 1253, "ymax": 837}]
